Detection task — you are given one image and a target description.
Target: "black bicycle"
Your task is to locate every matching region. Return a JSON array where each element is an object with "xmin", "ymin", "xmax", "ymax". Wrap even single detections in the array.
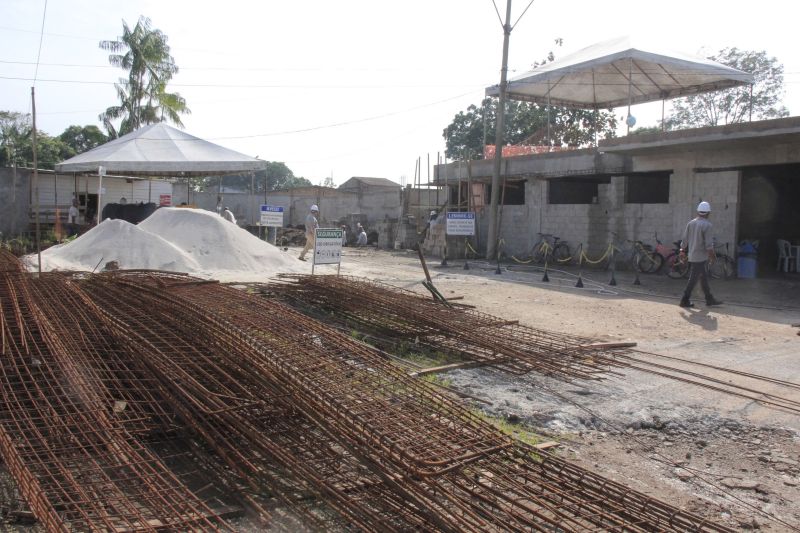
[{"xmin": 708, "ymin": 241, "xmax": 736, "ymax": 280}]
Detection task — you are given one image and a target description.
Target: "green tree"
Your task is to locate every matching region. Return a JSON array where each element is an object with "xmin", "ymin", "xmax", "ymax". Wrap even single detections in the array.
[
  {"xmin": 197, "ymin": 162, "xmax": 312, "ymax": 192},
  {"xmin": 443, "ymin": 98, "xmax": 617, "ymax": 160},
  {"xmin": 0, "ymin": 111, "xmax": 73, "ymax": 169},
  {"xmin": 0, "ymin": 111, "xmax": 30, "ymax": 167},
  {"xmin": 24, "ymin": 134, "xmax": 75, "ymax": 169},
  {"xmin": 58, "ymin": 125, "xmax": 108, "ymax": 154},
  {"xmin": 666, "ymin": 48, "xmax": 788, "ymax": 129},
  {"xmin": 99, "ymin": 16, "xmax": 190, "ymax": 137}
]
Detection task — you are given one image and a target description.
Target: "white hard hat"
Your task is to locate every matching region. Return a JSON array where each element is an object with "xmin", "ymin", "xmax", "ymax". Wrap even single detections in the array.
[
  {"xmin": 697, "ymin": 201, "xmax": 711, "ymax": 213},
  {"xmin": 310, "ymin": 204, "xmax": 319, "ymax": 212},
  {"xmin": 430, "ymin": 210, "xmax": 437, "ymax": 216}
]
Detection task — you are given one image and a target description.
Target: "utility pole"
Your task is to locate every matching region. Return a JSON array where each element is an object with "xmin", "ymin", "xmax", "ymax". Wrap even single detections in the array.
[
  {"xmin": 486, "ymin": 0, "xmax": 513, "ymax": 260},
  {"xmin": 31, "ymin": 87, "xmax": 42, "ymax": 274}
]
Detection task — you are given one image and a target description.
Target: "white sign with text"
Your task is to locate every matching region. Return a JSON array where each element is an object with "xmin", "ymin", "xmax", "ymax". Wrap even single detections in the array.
[
  {"xmin": 446, "ymin": 211, "xmax": 475, "ymax": 236},
  {"xmin": 260, "ymin": 205, "xmax": 284, "ymax": 227}
]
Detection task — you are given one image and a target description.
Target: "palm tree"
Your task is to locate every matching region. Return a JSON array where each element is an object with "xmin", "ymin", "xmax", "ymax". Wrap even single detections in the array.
[{"xmin": 99, "ymin": 16, "xmax": 190, "ymax": 138}]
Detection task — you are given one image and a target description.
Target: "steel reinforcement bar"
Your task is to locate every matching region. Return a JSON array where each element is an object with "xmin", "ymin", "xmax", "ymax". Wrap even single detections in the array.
[
  {"xmin": 0, "ymin": 272, "xmax": 230, "ymax": 532},
  {"xmin": 270, "ymin": 275, "xmax": 628, "ymax": 379},
  {"xmin": 132, "ymin": 272, "xmax": 729, "ymax": 532}
]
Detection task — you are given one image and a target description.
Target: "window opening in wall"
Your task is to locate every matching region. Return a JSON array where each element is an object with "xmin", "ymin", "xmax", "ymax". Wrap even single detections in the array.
[
  {"xmin": 485, "ymin": 179, "xmax": 525, "ymax": 205},
  {"xmin": 548, "ymin": 176, "xmax": 610, "ymax": 204},
  {"xmin": 625, "ymin": 172, "xmax": 671, "ymax": 204}
]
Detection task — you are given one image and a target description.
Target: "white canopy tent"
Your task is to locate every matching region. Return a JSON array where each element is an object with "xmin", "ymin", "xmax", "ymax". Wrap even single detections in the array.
[
  {"xmin": 55, "ymin": 123, "xmax": 267, "ymax": 176},
  {"xmin": 54, "ymin": 122, "xmax": 268, "ymax": 226},
  {"xmin": 485, "ymin": 36, "xmax": 754, "ymax": 110}
]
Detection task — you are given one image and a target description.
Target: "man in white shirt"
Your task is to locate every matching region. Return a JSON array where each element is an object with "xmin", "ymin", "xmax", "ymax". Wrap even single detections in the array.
[
  {"xmin": 67, "ymin": 199, "xmax": 80, "ymax": 236},
  {"xmin": 222, "ymin": 207, "xmax": 237, "ymax": 224},
  {"xmin": 679, "ymin": 201, "xmax": 722, "ymax": 308},
  {"xmin": 298, "ymin": 205, "xmax": 319, "ymax": 261}
]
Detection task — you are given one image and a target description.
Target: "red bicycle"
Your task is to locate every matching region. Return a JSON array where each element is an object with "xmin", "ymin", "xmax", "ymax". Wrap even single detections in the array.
[{"xmin": 651, "ymin": 233, "xmax": 689, "ymax": 278}]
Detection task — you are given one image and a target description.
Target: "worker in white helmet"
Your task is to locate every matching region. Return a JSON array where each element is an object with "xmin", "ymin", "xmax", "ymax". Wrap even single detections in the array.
[
  {"xmin": 678, "ymin": 201, "xmax": 722, "ymax": 308},
  {"xmin": 298, "ymin": 204, "xmax": 320, "ymax": 261}
]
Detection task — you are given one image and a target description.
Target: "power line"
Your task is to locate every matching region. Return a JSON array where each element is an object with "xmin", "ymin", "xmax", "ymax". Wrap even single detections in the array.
[
  {"xmin": 32, "ymin": 0, "xmax": 48, "ymax": 84},
  {"xmin": 206, "ymin": 91, "xmax": 480, "ymax": 141},
  {"xmin": 0, "ymin": 75, "xmax": 484, "ymax": 89},
  {"xmin": 2, "ymin": 87, "xmax": 482, "ymax": 140},
  {"xmin": 0, "ymin": 59, "xmax": 457, "ymax": 73}
]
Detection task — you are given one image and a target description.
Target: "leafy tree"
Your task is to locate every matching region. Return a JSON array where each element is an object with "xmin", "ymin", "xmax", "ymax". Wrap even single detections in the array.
[
  {"xmin": 443, "ymin": 97, "xmax": 617, "ymax": 160},
  {"xmin": 0, "ymin": 111, "xmax": 73, "ymax": 169},
  {"xmin": 197, "ymin": 162, "xmax": 312, "ymax": 192},
  {"xmin": 631, "ymin": 126, "xmax": 662, "ymax": 136},
  {"xmin": 99, "ymin": 16, "xmax": 190, "ymax": 137},
  {"xmin": 0, "ymin": 111, "xmax": 30, "ymax": 167},
  {"xmin": 24, "ymin": 134, "xmax": 75, "ymax": 169},
  {"xmin": 444, "ymin": 38, "xmax": 616, "ymax": 160},
  {"xmin": 58, "ymin": 125, "xmax": 108, "ymax": 154},
  {"xmin": 666, "ymin": 48, "xmax": 789, "ymax": 129}
]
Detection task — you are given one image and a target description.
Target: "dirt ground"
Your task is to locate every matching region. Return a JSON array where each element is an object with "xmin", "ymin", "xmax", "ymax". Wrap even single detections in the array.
[{"xmin": 328, "ymin": 247, "xmax": 800, "ymax": 531}]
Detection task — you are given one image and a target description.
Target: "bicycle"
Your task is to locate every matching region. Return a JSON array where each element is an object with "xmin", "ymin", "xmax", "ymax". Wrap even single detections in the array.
[
  {"xmin": 666, "ymin": 244, "xmax": 690, "ymax": 279},
  {"xmin": 635, "ymin": 235, "xmax": 664, "ymax": 274},
  {"xmin": 603, "ymin": 233, "xmax": 659, "ymax": 273},
  {"xmin": 649, "ymin": 233, "xmax": 687, "ymax": 278},
  {"xmin": 530, "ymin": 233, "xmax": 572, "ymax": 265},
  {"xmin": 708, "ymin": 241, "xmax": 736, "ymax": 280}
]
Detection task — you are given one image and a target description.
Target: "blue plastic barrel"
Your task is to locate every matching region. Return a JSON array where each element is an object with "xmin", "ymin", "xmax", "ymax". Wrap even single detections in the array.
[{"xmin": 737, "ymin": 256, "xmax": 757, "ymax": 278}]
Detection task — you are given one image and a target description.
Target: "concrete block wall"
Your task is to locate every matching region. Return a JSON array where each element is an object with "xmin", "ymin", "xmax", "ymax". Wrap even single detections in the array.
[
  {"xmin": 689, "ymin": 171, "xmax": 739, "ymax": 248},
  {"xmin": 0, "ymin": 168, "xmax": 30, "ymax": 236}
]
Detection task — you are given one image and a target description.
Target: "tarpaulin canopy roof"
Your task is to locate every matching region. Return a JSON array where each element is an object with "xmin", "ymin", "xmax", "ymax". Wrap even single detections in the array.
[
  {"xmin": 485, "ymin": 36, "xmax": 754, "ymax": 109},
  {"xmin": 55, "ymin": 123, "xmax": 267, "ymax": 176}
]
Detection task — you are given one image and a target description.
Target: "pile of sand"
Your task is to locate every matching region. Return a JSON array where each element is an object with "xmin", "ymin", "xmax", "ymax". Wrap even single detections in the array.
[{"xmin": 27, "ymin": 208, "xmax": 305, "ymax": 281}]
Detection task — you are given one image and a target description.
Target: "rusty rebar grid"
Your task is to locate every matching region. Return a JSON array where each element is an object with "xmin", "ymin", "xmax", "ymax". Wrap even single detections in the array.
[
  {"xmin": 87, "ymin": 271, "xmax": 730, "ymax": 532},
  {"xmin": 268, "ymin": 275, "xmax": 800, "ymax": 415},
  {"xmin": 0, "ymin": 261, "xmax": 736, "ymax": 531},
  {"xmin": 0, "ymin": 272, "xmax": 231, "ymax": 532},
  {"xmin": 270, "ymin": 274, "xmax": 628, "ymax": 379}
]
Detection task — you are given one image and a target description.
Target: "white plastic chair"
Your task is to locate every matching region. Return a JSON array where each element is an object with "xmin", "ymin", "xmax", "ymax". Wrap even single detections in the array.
[{"xmin": 776, "ymin": 239, "xmax": 796, "ymax": 273}]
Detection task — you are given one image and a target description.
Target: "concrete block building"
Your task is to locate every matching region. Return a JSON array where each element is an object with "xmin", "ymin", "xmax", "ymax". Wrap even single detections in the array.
[{"xmin": 433, "ymin": 117, "xmax": 800, "ymax": 271}]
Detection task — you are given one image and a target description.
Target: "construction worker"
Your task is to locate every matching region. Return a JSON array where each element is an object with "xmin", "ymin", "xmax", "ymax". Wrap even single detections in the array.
[
  {"xmin": 679, "ymin": 201, "xmax": 722, "ymax": 308},
  {"xmin": 298, "ymin": 204, "xmax": 320, "ymax": 261},
  {"xmin": 222, "ymin": 206, "xmax": 236, "ymax": 224}
]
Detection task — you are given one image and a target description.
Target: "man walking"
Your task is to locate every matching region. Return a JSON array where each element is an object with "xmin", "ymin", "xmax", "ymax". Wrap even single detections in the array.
[
  {"xmin": 67, "ymin": 199, "xmax": 80, "ymax": 236},
  {"xmin": 298, "ymin": 204, "xmax": 320, "ymax": 261},
  {"xmin": 222, "ymin": 206, "xmax": 236, "ymax": 224},
  {"xmin": 679, "ymin": 201, "xmax": 722, "ymax": 308}
]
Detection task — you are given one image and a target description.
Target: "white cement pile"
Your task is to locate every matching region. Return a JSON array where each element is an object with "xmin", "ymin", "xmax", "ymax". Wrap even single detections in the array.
[
  {"xmin": 26, "ymin": 207, "xmax": 306, "ymax": 281},
  {"xmin": 140, "ymin": 208, "xmax": 303, "ymax": 279}
]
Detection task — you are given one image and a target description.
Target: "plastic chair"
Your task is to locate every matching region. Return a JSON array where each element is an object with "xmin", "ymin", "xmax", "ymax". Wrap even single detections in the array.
[{"xmin": 776, "ymin": 239, "xmax": 796, "ymax": 273}]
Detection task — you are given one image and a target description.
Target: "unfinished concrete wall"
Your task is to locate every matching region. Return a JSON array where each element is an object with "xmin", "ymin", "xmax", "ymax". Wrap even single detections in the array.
[
  {"xmin": 0, "ymin": 168, "xmax": 173, "ymax": 234},
  {"xmin": 175, "ymin": 186, "xmax": 402, "ymax": 231},
  {"xmin": 633, "ymin": 152, "xmax": 740, "ymax": 250},
  {"xmin": 0, "ymin": 167, "xmax": 30, "ymax": 236}
]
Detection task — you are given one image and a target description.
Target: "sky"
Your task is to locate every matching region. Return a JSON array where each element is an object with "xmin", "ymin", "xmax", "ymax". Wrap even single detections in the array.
[{"xmin": 2, "ymin": 0, "xmax": 799, "ymax": 185}]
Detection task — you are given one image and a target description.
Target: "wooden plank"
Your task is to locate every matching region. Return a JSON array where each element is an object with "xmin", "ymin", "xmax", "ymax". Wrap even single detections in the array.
[
  {"xmin": 533, "ymin": 441, "xmax": 560, "ymax": 450},
  {"xmin": 410, "ymin": 361, "xmax": 485, "ymax": 377},
  {"xmin": 576, "ymin": 342, "xmax": 637, "ymax": 350}
]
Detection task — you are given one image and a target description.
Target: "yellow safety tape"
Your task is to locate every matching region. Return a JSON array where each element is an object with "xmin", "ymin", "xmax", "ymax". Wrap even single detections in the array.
[
  {"xmin": 511, "ymin": 255, "xmax": 535, "ymax": 264},
  {"xmin": 465, "ymin": 240, "xmax": 479, "ymax": 254},
  {"xmin": 579, "ymin": 244, "xmax": 612, "ymax": 265}
]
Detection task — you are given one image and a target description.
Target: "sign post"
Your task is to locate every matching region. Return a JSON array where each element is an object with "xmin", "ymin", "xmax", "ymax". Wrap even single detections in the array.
[
  {"xmin": 312, "ymin": 228, "xmax": 343, "ymax": 275},
  {"xmin": 446, "ymin": 211, "xmax": 475, "ymax": 236},
  {"xmin": 260, "ymin": 205, "xmax": 284, "ymax": 244},
  {"xmin": 446, "ymin": 212, "xmax": 476, "ymax": 268}
]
